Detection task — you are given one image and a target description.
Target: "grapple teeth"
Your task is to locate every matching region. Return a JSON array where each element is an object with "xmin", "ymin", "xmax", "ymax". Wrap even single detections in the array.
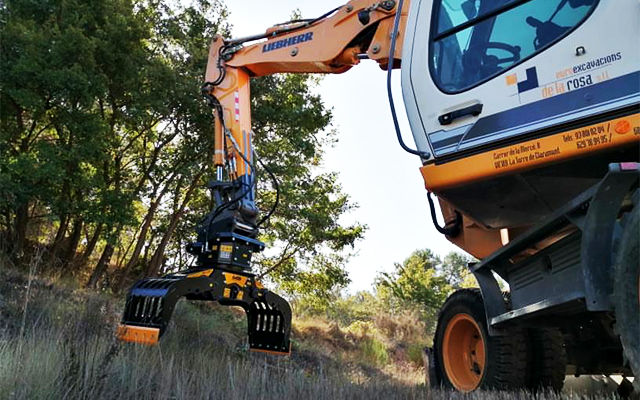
[
  {"xmin": 120, "ymin": 275, "xmax": 207, "ymax": 337},
  {"xmin": 246, "ymin": 291, "xmax": 292, "ymax": 354},
  {"xmin": 117, "ymin": 270, "xmax": 292, "ymax": 355}
]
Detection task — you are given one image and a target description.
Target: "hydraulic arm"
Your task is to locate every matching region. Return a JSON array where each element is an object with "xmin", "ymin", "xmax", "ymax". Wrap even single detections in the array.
[{"xmin": 117, "ymin": 0, "xmax": 411, "ymax": 355}]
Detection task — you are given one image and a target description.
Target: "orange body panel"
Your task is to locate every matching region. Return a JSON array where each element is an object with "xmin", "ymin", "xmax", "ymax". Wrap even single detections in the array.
[
  {"xmin": 421, "ymin": 114, "xmax": 640, "ymax": 192},
  {"xmin": 203, "ymin": 0, "xmax": 411, "ymax": 192},
  {"xmin": 116, "ymin": 324, "xmax": 159, "ymax": 345},
  {"xmin": 439, "ymin": 199, "xmax": 503, "ymax": 259},
  {"xmin": 366, "ymin": 1, "xmax": 410, "ymax": 67},
  {"xmin": 206, "ymin": 57, "xmax": 253, "ymax": 179},
  {"xmin": 221, "ymin": 1, "xmax": 407, "ymax": 77},
  {"xmin": 250, "ymin": 343, "xmax": 291, "ymax": 356}
]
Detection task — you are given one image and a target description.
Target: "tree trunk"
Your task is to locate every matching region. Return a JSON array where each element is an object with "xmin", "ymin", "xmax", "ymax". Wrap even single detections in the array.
[
  {"xmin": 12, "ymin": 202, "xmax": 29, "ymax": 260},
  {"xmin": 116, "ymin": 193, "xmax": 165, "ymax": 289},
  {"xmin": 146, "ymin": 170, "xmax": 203, "ymax": 277},
  {"xmin": 86, "ymin": 242, "xmax": 115, "ymax": 289},
  {"xmin": 76, "ymin": 223, "xmax": 103, "ymax": 268},
  {"xmin": 48, "ymin": 213, "xmax": 69, "ymax": 266},
  {"xmin": 61, "ymin": 218, "xmax": 83, "ymax": 270}
]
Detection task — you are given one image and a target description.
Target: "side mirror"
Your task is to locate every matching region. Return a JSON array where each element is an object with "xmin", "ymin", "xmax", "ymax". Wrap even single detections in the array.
[{"xmin": 461, "ymin": 0, "xmax": 477, "ymax": 20}]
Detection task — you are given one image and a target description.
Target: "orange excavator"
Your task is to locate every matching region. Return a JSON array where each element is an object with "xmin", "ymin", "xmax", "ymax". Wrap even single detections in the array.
[{"xmin": 117, "ymin": 0, "xmax": 639, "ymax": 393}]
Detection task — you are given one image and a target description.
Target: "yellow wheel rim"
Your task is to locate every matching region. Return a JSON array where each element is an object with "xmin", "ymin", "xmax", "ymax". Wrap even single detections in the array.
[{"xmin": 442, "ymin": 313, "xmax": 486, "ymax": 392}]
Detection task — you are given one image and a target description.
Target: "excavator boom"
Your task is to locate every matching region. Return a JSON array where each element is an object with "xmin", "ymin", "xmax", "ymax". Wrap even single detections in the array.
[{"xmin": 117, "ymin": 0, "xmax": 412, "ymax": 355}]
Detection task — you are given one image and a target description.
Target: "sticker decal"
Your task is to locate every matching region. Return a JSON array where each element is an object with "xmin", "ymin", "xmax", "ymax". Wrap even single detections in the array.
[
  {"xmin": 506, "ymin": 52, "xmax": 624, "ymax": 103},
  {"xmin": 506, "ymin": 67, "xmax": 539, "ymax": 93},
  {"xmin": 262, "ymin": 32, "xmax": 313, "ymax": 53},
  {"xmin": 420, "ymin": 114, "xmax": 640, "ymax": 191}
]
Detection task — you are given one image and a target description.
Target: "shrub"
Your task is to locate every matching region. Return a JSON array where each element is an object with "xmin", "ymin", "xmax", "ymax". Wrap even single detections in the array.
[
  {"xmin": 360, "ymin": 337, "xmax": 389, "ymax": 367},
  {"xmin": 373, "ymin": 310, "xmax": 426, "ymax": 344},
  {"xmin": 407, "ymin": 342, "xmax": 428, "ymax": 367},
  {"xmin": 345, "ymin": 320, "xmax": 376, "ymax": 338}
]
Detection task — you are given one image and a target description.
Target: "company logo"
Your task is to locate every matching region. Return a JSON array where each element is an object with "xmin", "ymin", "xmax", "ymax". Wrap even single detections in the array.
[
  {"xmin": 506, "ymin": 67, "xmax": 539, "ymax": 93},
  {"xmin": 262, "ymin": 32, "xmax": 313, "ymax": 53}
]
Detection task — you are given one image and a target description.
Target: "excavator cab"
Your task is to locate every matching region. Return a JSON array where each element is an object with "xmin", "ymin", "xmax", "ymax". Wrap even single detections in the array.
[
  {"xmin": 402, "ymin": 0, "xmax": 633, "ymax": 160},
  {"xmin": 402, "ymin": 0, "xmax": 639, "ymax": 244}
]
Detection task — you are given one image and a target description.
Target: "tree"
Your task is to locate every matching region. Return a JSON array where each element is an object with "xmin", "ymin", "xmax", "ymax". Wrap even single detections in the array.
[
  {"xmin": 1, "ymin": 0, "xmax": 364, "ymax": 302},
  {"xmin": 440, "ymin": 251, "xmax": 477, "ymax": 289},
  {"xmin": 375, "ymin": 249, "xmax": 476, "ymax": 332},
  {"xmin": 376, "ymin": 249, "xmax": 451, "ymax": 310}
]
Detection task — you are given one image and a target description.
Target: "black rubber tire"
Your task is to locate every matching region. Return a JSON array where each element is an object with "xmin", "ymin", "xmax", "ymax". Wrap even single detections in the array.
[
  {"xmin": 526, "ymin": 327, "xmax": 567, "ymax": 392},
  {"xmin": 613, "ymin": 205, "xmax": 639, "ymax": 390},
  {"xmin": 433, "ymin": 289, "xmax": 528, "ymax": 391}
]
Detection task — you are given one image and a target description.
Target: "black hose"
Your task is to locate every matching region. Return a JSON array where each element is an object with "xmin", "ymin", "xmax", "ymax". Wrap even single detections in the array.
[
  {"xmin": 427, "ymin": 192, "xmax": 462, "ymax": 237},
  {"xmin": 255, "ymin": 156, "xmax": 279, "ymax": 228},
  {"xmin": 226, "ymin": 6, "xmax": 341, "ymax": 46},
  {"xmin": 386, "ymin": 0, "xmax": 430, "ymax": 159}
]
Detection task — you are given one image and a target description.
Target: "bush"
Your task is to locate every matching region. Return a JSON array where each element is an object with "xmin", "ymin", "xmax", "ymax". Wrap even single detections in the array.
[
  {"xmin": 345, "ymin": 320, "xmax": 376, "ymax": 338},
  {"xmin": 373, "ymin": 310, "xmax": 426, "ymax": 345},
  {"xmin": 407, "ymin": 342, "xmax": 428, "ymax": 367},
  {"xmin": 360, "ymin": 337, "xmax": 389, "ymax": 367}
]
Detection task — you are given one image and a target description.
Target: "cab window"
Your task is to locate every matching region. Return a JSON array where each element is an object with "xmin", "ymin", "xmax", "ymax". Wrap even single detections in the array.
[{"xmin": 431, "ymin": 0, "xmax": 598, "ymax": 93}]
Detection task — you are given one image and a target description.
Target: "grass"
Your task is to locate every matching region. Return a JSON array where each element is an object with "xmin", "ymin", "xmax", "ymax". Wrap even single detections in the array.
[{"xmin": 0, "ymin": 265, "xmax": 624, "ymax": 399}]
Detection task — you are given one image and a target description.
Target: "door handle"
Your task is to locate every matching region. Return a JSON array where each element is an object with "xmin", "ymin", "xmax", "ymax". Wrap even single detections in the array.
[{"xmin": 438, "ymin": 103, "xmax": 483, "ymax": 125}]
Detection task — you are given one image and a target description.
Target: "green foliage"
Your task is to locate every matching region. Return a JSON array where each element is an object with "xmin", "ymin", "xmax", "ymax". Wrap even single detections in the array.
[
  {"xmin": 407, "ymin": 341, "xmax": 428, "ymax": 366},
  {"xmin": 294, "ymin": 290, "xmax": 380, "ymax": 327},
  {"xmin": 1, "ymin": 0, "xmax": 362, "ymax": 301},
  {"xmin": 376, "ymin": 249, "xmax": 451, "ymax": 310},
  {"xmin": 0, "ymin": 267, "xmax": 604, "ymax": 399},
  {"xmin": 375, "ymin": 249, "xmax": 477, "ymax": 332},
  {"xmin": 249, "ymin": 73, "xmax": 365, "ymax": 299},
  {"xmin": 345, "ymin": 320, "xmax": 377, "ymax": 337},
  {"xmin": 360, "ymin": 337, "xmax": 389, "ymax": 367},
  {"xmin": 440, "ymin": 252, "xmax": 477, "ymax": 289}
]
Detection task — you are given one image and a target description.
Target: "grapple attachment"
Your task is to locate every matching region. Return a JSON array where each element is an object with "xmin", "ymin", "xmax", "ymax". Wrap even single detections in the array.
[{"xmin": 117, "ymin": 269, "xmax": 291, "ymax": 354}]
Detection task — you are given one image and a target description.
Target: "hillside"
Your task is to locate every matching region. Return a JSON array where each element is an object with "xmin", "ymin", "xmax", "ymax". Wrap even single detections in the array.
[{"xmin": 0, "ymin": 266, "xmax": 621, "ymax": 400}]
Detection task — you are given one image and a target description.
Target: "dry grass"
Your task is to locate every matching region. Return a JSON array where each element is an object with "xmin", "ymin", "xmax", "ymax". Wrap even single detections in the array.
[{"xmin": 0, "ymin": 266, "xmax": 623, "ymax": 400}]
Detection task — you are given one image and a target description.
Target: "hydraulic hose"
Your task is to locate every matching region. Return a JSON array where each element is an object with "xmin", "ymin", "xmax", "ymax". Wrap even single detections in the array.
[
  {"xmin": 386, "ymin": 0, "xmax": 430, "ymax": 159},
  {"xmin": 427, "ymin": 192, "xmax": 462, "ymax": 237}
]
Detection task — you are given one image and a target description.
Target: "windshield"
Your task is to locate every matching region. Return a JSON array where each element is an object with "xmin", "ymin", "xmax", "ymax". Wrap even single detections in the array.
[{"xmin": 431, "ymin": 0, "xmax": 597, "ymax": 93}]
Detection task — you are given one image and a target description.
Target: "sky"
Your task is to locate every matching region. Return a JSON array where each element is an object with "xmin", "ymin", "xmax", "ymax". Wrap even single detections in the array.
[{"xmin": 224, "ymin": 1, "xmax": 461, "ymax": 292}]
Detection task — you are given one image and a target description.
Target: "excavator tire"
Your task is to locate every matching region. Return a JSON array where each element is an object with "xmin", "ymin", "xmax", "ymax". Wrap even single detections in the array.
[
  {"xmin": 526, "ymin": 327, "xmax": 567, "ymax": 392},
  {"xmin": 613, "ymin": 204, "xmax": 639, "ymax": 391},
  {"xmin": 433, "ymin": 289, "xmax": 528, "ymax": 392}
]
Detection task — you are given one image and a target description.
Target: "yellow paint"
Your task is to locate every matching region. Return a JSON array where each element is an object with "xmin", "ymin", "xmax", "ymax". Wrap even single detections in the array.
[
  {"xmin": 223, "ymin": 272, "xmax": 249, "ymax": 286},
  {"xmin": 223, "ymin": 288, "xmax": 231, "ymax": 298},
  {"xmin": 187, "ymin": 269, "xmax": 213, "ymax": 278},
  {"xmin": 421, "ymin": 114, "xmax": 640, "ymax": 191}
]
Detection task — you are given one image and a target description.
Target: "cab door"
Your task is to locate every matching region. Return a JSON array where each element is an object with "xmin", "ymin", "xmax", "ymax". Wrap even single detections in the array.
[{"xmin": 402, "ymin": 0, "xmax": 640, "ymax": 161}]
